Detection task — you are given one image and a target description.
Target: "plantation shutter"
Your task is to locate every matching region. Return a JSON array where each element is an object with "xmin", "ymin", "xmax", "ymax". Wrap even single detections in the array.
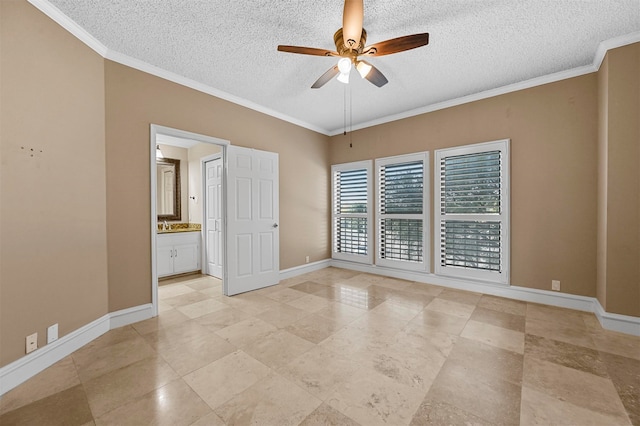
[
  {"xmin": 376, "ymin": 153, "xmax": 429, "ymax": 271},
  {"xmin": 435, "ymin": 140, "xmax": 509, "ymax": 284},
  {"xmin": 332, "ymin": 161, "xmax": 373, "ymax": 263}
]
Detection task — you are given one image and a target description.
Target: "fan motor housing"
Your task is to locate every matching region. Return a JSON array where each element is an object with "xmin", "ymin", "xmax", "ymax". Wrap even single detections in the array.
[{"xmin": 334, "ymin": 28, "xmax": 367, "ymax": 56}]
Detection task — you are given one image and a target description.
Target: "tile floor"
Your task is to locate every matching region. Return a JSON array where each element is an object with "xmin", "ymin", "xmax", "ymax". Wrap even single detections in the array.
[{"xmin": 1, "ymin": 267, "xmax": 639, "ymax": 425}]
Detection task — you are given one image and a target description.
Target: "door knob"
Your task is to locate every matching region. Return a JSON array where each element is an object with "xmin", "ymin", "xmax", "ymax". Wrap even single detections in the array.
[{"xmin": 272, "ymin": 223, "xmax": 279, "ymax": 228}]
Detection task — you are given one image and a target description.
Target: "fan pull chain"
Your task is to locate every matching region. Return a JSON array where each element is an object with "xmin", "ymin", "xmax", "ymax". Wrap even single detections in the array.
[
  {"xmin": 349, "ymin": 85, "xmax": 353, "ymax": 148},
  {"xmin": 343, "ymin": 83, "xmax": 347, "ymax": 136},
  {"xmin": 342, "ymin": 84, "xmax": 353, "ymax": 148}
]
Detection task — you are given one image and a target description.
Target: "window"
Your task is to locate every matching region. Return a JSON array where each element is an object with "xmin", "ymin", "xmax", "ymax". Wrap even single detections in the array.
[
  {"xmin": 434, "ymin": 140, "xmax": 510, "ymax": 284},
  {"xmin": 332, "ymin": 161, "xmax": 373, "ymax": 263},
  {"xmin": 376, "ymin": 153, "xmax": 429, "ymax": 271}
]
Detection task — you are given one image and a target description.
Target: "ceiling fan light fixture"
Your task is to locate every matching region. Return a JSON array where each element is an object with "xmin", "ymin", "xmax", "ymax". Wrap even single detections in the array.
[
  {"xmin": 337, "ymin": 71, "xmax": 350, "ymax": 84},
  {"xmin": 337, "ymin": 57, "xmax": 352, "ymax": 74},
  {"xmin": 356, "ymin": 60, "xmax": 372, "ymax": 78}
]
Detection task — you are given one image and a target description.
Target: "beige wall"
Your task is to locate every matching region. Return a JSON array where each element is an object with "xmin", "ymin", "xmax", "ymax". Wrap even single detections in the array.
[
  {"xmin": 157, "ymin": 144, "xmax": 189, "ymax": 223},
  {"xmin": 0, "ymin": 1, "xmax": 108, "ymax": 366},
  {"xmin": 105, "ymin": 60, "xmax": 330, "ymax": 311},
  {"xmin": 597, "ymin": 44, "xmax": 640, "ymax": 316},
  {"xmin": 330, "ymin": 75, "xmax": 599, "ymax": 298},
  {"xmin": 188, "ymin": 143, "xmax": 222, "ymax": 225}
]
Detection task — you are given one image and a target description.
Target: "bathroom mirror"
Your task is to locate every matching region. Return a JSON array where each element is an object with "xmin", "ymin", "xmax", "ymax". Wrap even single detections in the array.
[{"xmin": 157, "ymin": 158, "xmax": 181, "ymax": 221}]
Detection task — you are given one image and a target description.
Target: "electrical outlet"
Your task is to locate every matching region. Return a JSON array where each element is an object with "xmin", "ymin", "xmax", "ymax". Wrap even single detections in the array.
[
  {"xmin": 552, "ymin": 280, "xmax": 561, "ymax": 291},
  {"xmin": 305, "ymin": 256, "xmax": 310, "ymax": 264},
  {"xmin": 47, "ymin": 323, "xmax": 59, "ymax": 344},
  {"xmin": 26, "ymin": 333, "xmax": 38, "ymax": 354}
]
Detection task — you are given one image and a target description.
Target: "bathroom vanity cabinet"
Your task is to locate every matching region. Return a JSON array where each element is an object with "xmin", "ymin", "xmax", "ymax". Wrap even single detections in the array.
[{"xmin": 157, "ymin": 231, "xmax": 201, "ymax": 277}]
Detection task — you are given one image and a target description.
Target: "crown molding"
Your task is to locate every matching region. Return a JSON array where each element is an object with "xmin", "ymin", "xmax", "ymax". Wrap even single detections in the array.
[
  {"xmin": 328, "ymin": 64, "xmax": 596, "ymax": 135},
  {"xmin": 593, "ymin": 31, "xmax": 640, "ymax": 69},
  {"xmin": 104, "ymin": 50, "xmax": 330, "ymax": 135},
  {"xmin": 26, "ymin": 1, "xmax": 640, "ymax": 137},
  {"xmin": 27, "ymin": 0, "xmax": 108, "ymax": 57},
  {"xmin": 26, "ymin": 0, "xmax": 331, "ymax": 136},
  {"xmin": 328, "ymin": 30, "xmax": 640, "ymax": 136}
]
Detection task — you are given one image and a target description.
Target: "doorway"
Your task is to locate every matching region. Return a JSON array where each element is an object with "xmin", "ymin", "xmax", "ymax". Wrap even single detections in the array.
[
  {"xmin": 150, "ymin": 125, "xmax": 229, "ymax": 317},
  {"xmin": 150, "ymin": 125, "xmax": 282, "ymax": 315}
]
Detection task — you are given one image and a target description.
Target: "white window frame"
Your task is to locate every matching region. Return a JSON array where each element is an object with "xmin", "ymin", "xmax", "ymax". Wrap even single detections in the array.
[
  {"xmin": 375, "ymin": 152, "xmax": 430, "ymax": 272},
  {"xmin": 434, "ymin": 139, "xmax": 510, "ymax": 284},
  {"xmin": 331, "ymin": 160, "xmax": 373, "ymax": 264}
]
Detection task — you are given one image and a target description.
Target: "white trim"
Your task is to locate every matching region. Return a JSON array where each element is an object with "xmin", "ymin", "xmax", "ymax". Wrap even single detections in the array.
[
  {"xmin": 109, "ymin": 303, "xmax": 154, "ymax": 329},
  {"xmin": 328, "ymin": 31, "xmax": 640, "ymax": 135},
  {"xmin": 0, "ymin": 260, "xmax": 323, "ymax": 397},
  {"xmin": 27, "ymin": 0, "xmax": 108, "ymax": 56},
  {"xmin": 0, "ymin": 314, "xmax": 109, "ymax": 396},
  {"xmin": 279, "ymin": 259, "xmax": 332, "ymax": 280},
  {"xmin": 0, "ymin": 302, "xmax": 154, "ymax": 396},
  {"xmin": 29, "ymin": 1, "xmax": 640, "ymax": 136},
  {"xmin": 328, "ymin": 67, "xmax": 593, "ymax": 135},
  {"xmin": 27, "ymin": 1, "xmax": 328, "ymax": 135},
  {"xmin": 150, "ymin": 127, "xmax": 159, "ymax": 317},
  {"xmin": 1, "ymin": 264, "xmax": 637, "ymax": 398},
  {"xmin": 593, "ymin": 31, "xmax": 640, "ymax": 70},
  {"xmin": 106, "ymin": 51, "xmax": 328, "ymax": 136},
  {"xmin": 330, "ymin": 259, "xmax": 640, "ymax": 336},
  {"xmin": 594, "ymin": 301, "xmax": 640, "ymax": 336}
]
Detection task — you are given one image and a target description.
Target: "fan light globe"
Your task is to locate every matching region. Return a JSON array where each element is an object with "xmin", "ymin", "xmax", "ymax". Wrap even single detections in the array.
[
  {"xmin": 356, "ymin": 61, "xmax": 372, "ymax": 78},
  {"xmin": 337, "ymin": 58, "xmax": 352, "ymax": 74},
  {"xmin": 337, "ymin": 72, "xmax": 350, "ymax": 84}
]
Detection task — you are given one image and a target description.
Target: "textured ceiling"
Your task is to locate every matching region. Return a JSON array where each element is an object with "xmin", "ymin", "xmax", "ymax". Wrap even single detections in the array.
[{"xmin": 44, "ymin": 0, "xmax": 640, "ymax": 135}]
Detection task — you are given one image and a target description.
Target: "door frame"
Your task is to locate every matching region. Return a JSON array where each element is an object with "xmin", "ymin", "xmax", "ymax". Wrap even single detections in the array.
[
  {"xmin": 201, "ymin": 152, "xmax": 223, "ymax": 278},
  {"xmin": 150, "ymin": 124, "xmax": 229, "ymax": 317}
]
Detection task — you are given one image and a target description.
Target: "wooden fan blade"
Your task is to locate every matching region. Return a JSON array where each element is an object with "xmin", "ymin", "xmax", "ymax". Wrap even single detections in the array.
[
  {"xmin": 342, "ymin": 0, "xmax": 363, "ymax": 50},
  {"xmin": 277, "ymin": 45, "xmax": 339, "ymax": 57},
  {"xmin": 311, "ymin": 65, "xmax": 340, "ymax": 89},
  {"xmin": 363, "ymin": 33, "xmax": 429, "ymax": 56},
  {"xmin": 362, "ymin": 62, "xmax": 388, "ymax": 87}
]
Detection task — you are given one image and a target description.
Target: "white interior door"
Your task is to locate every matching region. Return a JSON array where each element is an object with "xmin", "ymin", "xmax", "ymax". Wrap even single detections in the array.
[
  {"xmin": 225, "ymin": 146, "xmax": 279, "ymax": 296},
  {"xmin": 205, "ymin": 158, "xmax": 223, "ymax": 279}
]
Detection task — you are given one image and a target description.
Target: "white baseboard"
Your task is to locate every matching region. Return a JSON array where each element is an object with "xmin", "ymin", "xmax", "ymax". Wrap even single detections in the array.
[
  {"xmin": 594, "ymin": 300, "xmax": 640, "ymax": 336},
  {"xmin": 0, "ymin": 304, "xmax": 155, "ymax": 397},
  {"xmin": 330, "ymin": 259, "xmax": 640, "ymax": 336},
  {"xmin": 280, "ymin": 259, "xmax": 332, "ymax": 280},
  {"xmin": 2, "ymin": 263, "xmax": 638, "ymax": 397},
  {"xmin": 110, "ymin": 303, "xmax": 154, "ymax": 329},
  {"xmin": 0, "ymin": 314, "xmax": 109, "ymax": 396}
]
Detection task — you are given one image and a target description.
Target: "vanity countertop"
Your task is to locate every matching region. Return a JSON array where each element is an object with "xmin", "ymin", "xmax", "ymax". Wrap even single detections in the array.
[
  {"xmin": 157, "ymin": 223, "xmax": 201, "ymax": 234},
  {"xmin": 158, "ymin": 227, "xmax": 200, "ymax": 234}
]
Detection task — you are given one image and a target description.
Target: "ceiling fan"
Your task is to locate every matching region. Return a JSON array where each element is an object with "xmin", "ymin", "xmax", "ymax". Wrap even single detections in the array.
[{"xmin": 277, "ymin": 0, "xmax": 429, "ymax": 89}]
